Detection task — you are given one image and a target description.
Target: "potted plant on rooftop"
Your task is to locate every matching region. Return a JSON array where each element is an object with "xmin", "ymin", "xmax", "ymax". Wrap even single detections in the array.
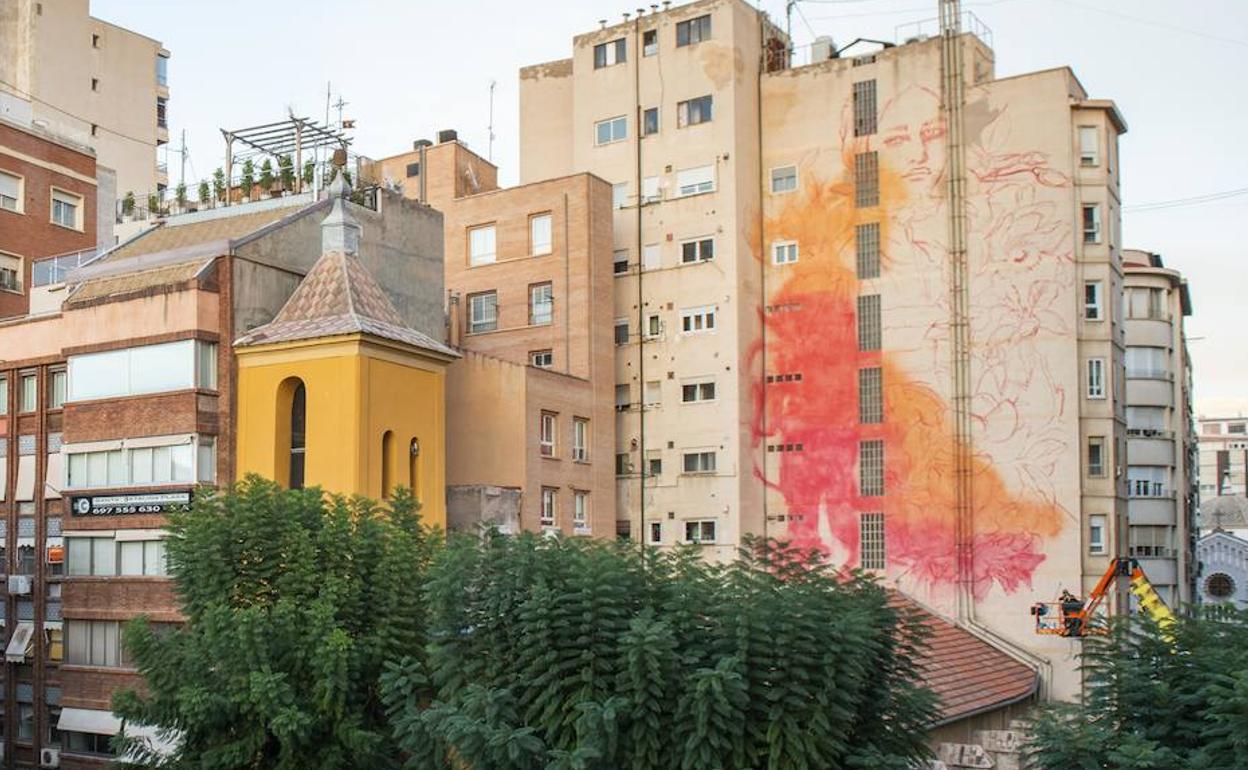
[
  {"xmin": 259, "ymin": 158, "xmax": 275, "ymax": 199},
  {"xmin": 121, "ymin": 191, "xmax": 135, "ymax": 222},
  {"xmin": 212, "ymin": 168, "xmax": 226, "ymax": 207},
  {"xmin": 278, "ymin": 155, "xmax": 295, "ymax": 195},
  {"xmin": 241, "ymin": 159, "xmax": 255, "ymax": 203}
]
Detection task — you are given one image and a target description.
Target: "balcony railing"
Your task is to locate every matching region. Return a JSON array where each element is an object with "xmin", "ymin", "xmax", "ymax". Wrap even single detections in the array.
[
  {"xmin": 1128, "ymin": 480, "xmax": 1170, "ymax": 498},
  {"xmin": 31, "ymin": 248, "xmax": 102, "ymax": 287}
]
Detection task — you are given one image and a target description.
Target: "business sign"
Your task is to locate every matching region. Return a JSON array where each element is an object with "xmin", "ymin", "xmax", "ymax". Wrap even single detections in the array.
[{"xmin": 70, "ymin": 491, "xmax": 192, "ymax": 517}]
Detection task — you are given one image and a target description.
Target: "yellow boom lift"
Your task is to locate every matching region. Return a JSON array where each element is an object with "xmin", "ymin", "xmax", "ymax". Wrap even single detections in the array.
[{"xmin": 1031, "ymin": 557, "xmax": 1174, "ymax": 638}]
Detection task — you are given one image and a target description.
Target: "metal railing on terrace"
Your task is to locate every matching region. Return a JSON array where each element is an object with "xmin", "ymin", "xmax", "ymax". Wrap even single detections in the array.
[
  {"xmin": 783, "ymin": 10, "xmax": 992, "ymax": 69},
  {"xmin": 31, "ymin": 248, "xmax": 103, "ymax": 287}
]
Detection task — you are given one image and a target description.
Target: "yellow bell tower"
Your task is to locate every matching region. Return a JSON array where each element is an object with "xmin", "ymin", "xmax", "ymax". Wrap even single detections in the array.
[{"xmin": 234, "ymin": 174, "xmax": 458, "ymax": 526}]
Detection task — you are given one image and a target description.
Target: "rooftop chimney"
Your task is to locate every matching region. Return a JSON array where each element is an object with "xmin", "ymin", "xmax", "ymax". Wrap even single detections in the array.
[
  {"xmin": 413, "ymin": 139, "xmax": 433, "ymax": 150},
  {"xmin": 437, "ymin": 129, "xmax": 458, "ymax": 144}
]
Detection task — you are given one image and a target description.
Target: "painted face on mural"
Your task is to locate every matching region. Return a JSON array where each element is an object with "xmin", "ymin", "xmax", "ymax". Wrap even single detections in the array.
[{"xmin": 878, "ymin": 86, "xmax": 947, "ymax": 192}]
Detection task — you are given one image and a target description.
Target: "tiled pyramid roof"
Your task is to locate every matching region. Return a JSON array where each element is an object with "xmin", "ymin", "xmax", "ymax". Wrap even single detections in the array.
[{"xmin": 235, "ymin": 249, "xmax": 456, "ymax": 357}]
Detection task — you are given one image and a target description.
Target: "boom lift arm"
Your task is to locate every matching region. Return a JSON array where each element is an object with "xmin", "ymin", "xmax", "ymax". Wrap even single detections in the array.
[{"xmin": 1030, "ymin": 557, "xmax": 1173, "ymax": 637}]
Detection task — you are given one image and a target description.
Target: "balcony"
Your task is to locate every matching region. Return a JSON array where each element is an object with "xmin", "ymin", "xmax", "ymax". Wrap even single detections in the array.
[
  {"xmin": 1128, "ymin": 437, "xmax": 1174, "ymax": 466},
  {"xmin": 1127, "ymin": 378, "xmax": 1173, "ymax": 408},
  {"xmin": 1134, "ymin": 557, "xmax": 1177, "ymax": 586},
  {"xmin": 1124, "ymin": 318, "xmax": 1173, "ymax": 348},
  {"xmin": 1128, "ymin": 496, "xmax": 1176, "ymax": 526}
]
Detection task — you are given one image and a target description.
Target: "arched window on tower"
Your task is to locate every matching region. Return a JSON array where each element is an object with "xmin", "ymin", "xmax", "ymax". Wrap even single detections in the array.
[
  {"xmin": 409, "ymin": 437, "xmax": 420, "ymax": 502},
  {"xmin": 381, "ymin": 430, "xmax": 394, "ymax": 498},
  {"xmin": 289, "ymin": 382, "xmax": 306, "ymax": 489}
]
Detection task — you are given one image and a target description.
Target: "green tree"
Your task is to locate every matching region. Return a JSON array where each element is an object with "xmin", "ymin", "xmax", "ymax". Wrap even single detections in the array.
[
  {"xmin": 212, "ymin": 168, "xmax": 226, "ymax": 202},
  {"xmin": 259, "ymin": 158, "xmax": 275, "ymax": 194},
  {"xmin": 278, "ymin": 155, "xmax": 295, "ymax": 191},
  {"xmin": 302, "ymin": 159, "xmax": 315, "ymax": 188},
  {"xmin": 147, "ymin": 192, "xmax": 160, "ymax": 216},
  {"xmin": 174, "ymin": 182, "xmax": 187, "ymax": 208},
  {"xmin": 197, "ymin": 180, "xmax": 210, "ymax": 205},
  {"xmin": 113, "ymin": 477, "xmax": 436, "ymax": 770},
  {"xmin": 381, "ymin": 533, "xmax": 936, "ymax": 770},
  {"xmin": 240, "ymin": 159, "xmax": 255, "ymax": 198},
  {"xmin": 1026, "ymin": 608, "xmax": 1248, "ymax": 770},
  {"xmin": 121, "ymin": 191, "xmax": 136, "ymax": 217}
]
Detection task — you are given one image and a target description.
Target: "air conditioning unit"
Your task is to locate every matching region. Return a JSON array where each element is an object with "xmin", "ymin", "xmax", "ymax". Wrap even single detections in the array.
[
  {"xmin": 7, "ymin": 575, "xmax": 31, "ymax": 595},
  {"xmin": 40, "ymin": 747, "xmax": 60, "ymax": 768}
]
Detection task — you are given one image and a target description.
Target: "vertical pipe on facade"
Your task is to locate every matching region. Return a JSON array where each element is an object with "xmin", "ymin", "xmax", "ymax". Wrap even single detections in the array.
[
  {"xmin": 4, "ymin": 365, "xmax": 15, "ymax": 769},
  {"xmin": 563, "ymin": 193, "xmax": 571, "ymax": 372},
  {"xmin": 634, "ymin": 14, "xmax": 646, "ymax": 556},
  {"xmin": 32, "ymin": 364, "xmax": 46, "ymax": 760},
  {"xmin": 757, "ymin": 12, "xmax": 768, "ymax": 540}
]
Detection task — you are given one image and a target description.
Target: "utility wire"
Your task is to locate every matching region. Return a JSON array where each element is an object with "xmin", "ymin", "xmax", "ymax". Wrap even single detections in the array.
[
  {"xmin": 0, "ymin": 77, "xmax": 162, "ymax": 148},
  {"xmin": 1124, "ymin": 186, "xmax": 1248, "ymax": 213},
  {"xmin": 1052, "ymin": 0, "xmax": 1248, "ymax": 50}
]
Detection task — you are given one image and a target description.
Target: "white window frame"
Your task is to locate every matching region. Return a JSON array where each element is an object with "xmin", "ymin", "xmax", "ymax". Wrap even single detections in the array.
[
  {"xmin": 771, "ymin": 240, "xmax": 798, "ymax": 265},
  {"xmin": 0, "ymin": 251, "xmax": 22, "ymax": 293},
  {"xmin": 1084, "ymin": 280, "xmax": 1103, "ymax": 321},
  {"xmin": 48, "ymin": 368, "xmax": 66, "ymax": 409},
  {"xmin": 680, "ymin": 237, "xmax": 714, "ymax": 264},
  {"xmin": 680, "ymin": 305, "xmax": 717, "ymax": 334},
  {"xmin": 468, "ymin": 291, "xmax": 498, "ymax": 334},
  {"xmin": 615, "ymin": 318, "xmax": 630, "ymax": 345},
  {"xmin": 642, "ymin": 28, "xmax": 658, "ymax": 57},
  {"xmin": 612, "ymin": 182, "xmax": 629, "ymax": 210},
  {"xmin": 676, "ymin": 14, "xmax": 711, "ymax": 47},
  {"xmin": 676, "ymin": 95, "xmax": 713, "ymax": 128},
  {"xmin": 529, "ymin": 282, "xmax": 553, "ymax": 326},
  {"xmin": 643, "ymin": 108, "xmax": 660, "ymax": 136},
  {"xmin": 468, "ymin": 224, "xmax": 497, "ymax": 266},
  {"xmin": 0, "ymin": 375, "xmax": 7, "ymax": 416},
  {"xmin": 681, "ymin": 451, "xmax": 717, "ymax": 474},
  {"xmin": 530, "ymin": 349, "xmax": 553, "ymax": 369},
  {"xmin": 573, "ymin": 490, "xmax": 589, "ymax": 532},
  {"xmin": 593, "ymin": 38, "xmax": 626, "ymax": 69},
  {"xmin": 1087, "ymin": 436, "xmax": 1106, "ymax": 478},
  {"xmin": 683, "ymin": 519, "xmax": 717, "ymax": 544},
  {"xmin": 642, "ymin": 176, "xmax": 660, "ymax": 203},
  {"xmin": 572, "ymin": 417, "xmax": 589, "ymax": 462},
  {"xmin": 681, "ymin": 378, "xmax": 717, "ymax": 404},
  {"xmin": 1089, "ymin": 514, "xmax": 1107, "ymax": 555},
  {"xmin": 644, "ymin": 380, "xmax": 661, "ymax": 408},
  {"xmin": 644, "ymin": 313, "xmax": 662, "ymax": 339},
  {"xmin": 0, "ymin": 169, "xmax": 23, "ymax": 213},
  {"xmin": 540, "ymin": 487, "xmax": 557, "ymax": 527},
  {"xmin": 530, "ymin": 213, "xmax": 552, "ymax": 256},
  {"xmin": 595, "ymin": 116, "xmax": 628, "ymax": 146},
  {"xmin": 64, "ymin": 434, "xmax": 210, "ymax": 490},
  {"xmin": 613, "ymin": 249, "xmax": 629, "ymax": 275},
  {"xmin": 539, "ymin": 412, "xmax": 557, "ymax": 458},
  {"xmin": 19, "ymin": 371, "xmax": 36, "ymax": 412},
  {"xmin": 675, "ymin": 165, "xmax": 715, "ymax": 197},
  {"xmin": 1086, "ymin": 358, "xmax": 1106, "ymax": 399},
  {"xmin": 648, "ymin": 520, "xmax": 662, "ymax": 545},
  {"xmin": 770, "ymin": 165, "xmax": 797, "ymax": 194},
  {"xmin": 1082, "ymin": 204, "xmax": 1101, "ymax": 244},
  {"xmin": 1079, "ymin": 126, "xmax": 1099, "ymax": 167},
  {"xmin": 50, "ymin": 187, "xmax": 83, "ymax": 231},
  {"xmin": 642, "ymin": 243, "xmax": 661, "ymax": 271}
]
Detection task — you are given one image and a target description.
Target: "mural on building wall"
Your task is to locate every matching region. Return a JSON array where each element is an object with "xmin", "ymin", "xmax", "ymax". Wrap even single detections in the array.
[{"xmin": 752, "ymin": 83, "xmax": 1077, "ymax": 601}]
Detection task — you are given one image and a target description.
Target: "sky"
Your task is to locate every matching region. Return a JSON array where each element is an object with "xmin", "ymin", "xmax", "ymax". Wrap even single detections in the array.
[{"xmin": 94, "ymin": 0, "xmax": 1248, "ymax": 415}]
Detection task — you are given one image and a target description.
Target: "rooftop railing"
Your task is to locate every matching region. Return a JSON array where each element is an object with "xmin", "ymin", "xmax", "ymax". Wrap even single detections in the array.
[{"xmin": 31, "ymin": 248, "xmax": 102, "ymax": 287}]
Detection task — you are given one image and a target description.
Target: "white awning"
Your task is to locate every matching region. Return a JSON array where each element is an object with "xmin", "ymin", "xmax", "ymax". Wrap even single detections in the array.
[
  {"xmin": 125, "ymin": 433, "xmax": 193, "ymax": 449},
  {"xmin": 63, "ymin": 439, "xmax": 124, "ymax": 454},
  {"xmin": 58, "ymin": 707, "xmax": 122, "ymax": 735},
  {"xmin": 15, "ymin": 537, "xmax": 34, "ymax": 548},
  {"xmin": 63, "ymin": 531, "xmax": 116, "ymax": 538},
  {"xmin": 5, "ymin": 622, "xmax": 34, "ymax": 663},
  {"xmin": 114, "ymin": 529, "xmax": 169, "ymax": 542},
  {"xmin": 15, "ymin": 455, "xmax": 34, "ymax": 501},
  {"xmin": 45, "ymin": 451, "xmax": 64, "ymax": 499}
]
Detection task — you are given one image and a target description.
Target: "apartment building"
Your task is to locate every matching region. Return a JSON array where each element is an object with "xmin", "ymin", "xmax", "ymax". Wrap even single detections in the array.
[
  {"xmin": 518, "ymin": 0, "xmax": 1129, "ymax": 700},
  {"xmin": 0, "ymin": 0, "xmax": 170, "ymax": 205},
  {"xmin": 1198, "ymin": 415, "xmax": 1248, "ymax": 503},
  {"xmin": 0, "ymin": 115, "xmax": 102, "ymax": 321},
  {"xmin": 369, "ymin": 135, "xmax": 618, "ymax": 538},
  {"xmin": 1121, "ymin": 249, "xmax": 1195, "ymax": 605},
  {"xmin": 0, "ymin": 180, "xmax": 446, "ymax": 769}
]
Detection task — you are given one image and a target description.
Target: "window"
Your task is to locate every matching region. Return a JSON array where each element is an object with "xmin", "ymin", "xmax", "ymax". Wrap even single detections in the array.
[
  {"xmin": 593, "ymin": 38, "xmax": 626, "ymax": 68},
  {"xmin": 858, "ymin": 367, "xmax": 882, "ymax": 424},
  {"xmin": 682, "ymin": 380, "xmax": 716, "ymax": 403},
  {"xmin": 1127, "ymin": 287, "xmax": 1166, "ymax": 320},
  {"xmin": 642, "ymin": 243, "xmax": 661, "ymax": 270},
  {"xmin": 1127, "ymin": 406, "xmax": 1166, "ymax": 435},
  {"xmin": 0, "ymin": 376, "xmax": 6, "ymax": 414},
  {"xmin": 684, "ymin": 519, "xmax": 717, "ymax": 544},
  {"xmin": 65, "ymin": 620, "xmax": 129, "ymax": 667},
  {"xmin": 648, "ymin": 521, "xmax": 662, "ymax": 544},
  {"xmin": 91, "ymin": 77, "xmax": 100, "ymax": 92},
  {"xmin": 642, "ymin": 177, "xmax": 660, "ymax": 204},
  {"xmin": 596, "ymin": 116, "xmax": 628, "ymax": 145},
  {"xmin": 854, "ymin": 152, "xmax": 879, "ymax": 207},
  {"xmin": 65, "ymin": 536, "xmax": 167, "ymax": 577},
  {"xmin": 405, "ymin": 162, "xmax": 420, "ymax": 177},
  {"xmin": 1089, "ymin": 514, "xmax": 1107, "ymax": 555},
  {"xmin": 20, "ymin": 372, "xmax": 36, "ymax": 412},
  {"xmin": 676, "ymin": 14, "xmax": 711, "ymax": 46},
  {"xmin": 0, "ymin": 252, "xmax": 17, "ymax": 291},
  {"xmin": 643, "ymin": 107, "xmax": 660, "ymax": 136},
  {"xmin": 1128, "ymin": 466, "xmax": 1168, "ymax": 498},
  {"xmin": 530, "ymin": 349, "xmax": 553, "ymax": 369},
  {"xmin": 48, "ymin": 370, "xmax": 66, "ymax": 409},
  {"xmin": 613, "ymin": 182, "xmax": 629, "ymax": 209},
  {"xmin": 68, "ymin": 340, "xmax": 217, "ymax": 402},
  {"xmin": 856, "ymin": 223, "xmax": 880, "ymax": 279},
  {"xmin": 616, "ymin": 453, "xmax": 631, "ymax": 475},
  {"xmin": 857, "ymin": 295, "xmax": 881, "ymax": 351},
  {"xmin": 859, "ymin": 512, "xmax": 884, "ymax": 569},
  {"xmin": 1079, "ymin": 126, "xmax": 1099, "ymax": 166},
  {"xmin": 680, "ymin": 306, "xmax": 716, "ymax": 334},
  {"xmin": 573, "ymin": 418, "xmax": 589, "ymax": 462},
  {"xmin": 540, "ymin": 412, "xmax": 556, "ymax": 457},
  {"xmin": 156, "ymin": 96, "xmax": 167, "ymax": 128},
  {"xmin": 51, "ymin": 188, "xmax": 82, "ymax": 230},
  {"xmin": 681, "ymin": 238, "xmax": 714, "ymax": 264},
  {"xmin": 1126, "ymin": 346, "xmax": 1168, "ymax": 379},
  {"xmin": 540, "ymin": 487, "xmax": 557, "ymax": 527},
  {"xmin": 66, "ymin": 439, "xmax": 198, "ymax": 489},
  {"xmin": 770, "ymin": 165, "xmax": 797, "ymax": 194},
  {"xmin": 1129, "ymin": 526, "xmax": 1174, "ymax": 558},
  {"xmin": 289, "ymin": 382, "xmax": 306, "ymax": 489},
  {"xmin": 615, "ymin": 384, "xmax": 630, "ymax": 411},
  {"xmin": 530, "ymin": 213, "xmax": 552, "ymax": 255},
  {"xmin": 1087, "ymin": 436, "xmax": 1106, "ymax": 477},
  {"xmin": 1230, "ymin": 423, "xmax": 1247, "ymax": 435},
  {"xmin": 92, "ymin": 32, "xmax": 101, "ymax": 48},
  {"xmin": 647, "ymin": 455, "xmax": 662, "ymax": 478},
  {"xmin": 644, "ymin": 380, "xmax": 661, "ymax": 407},
  {"xmin": 859, "ymin": 440, "xmax": 884, "ymax": 496},
  {"xmin": 613, "ymin": 249, "xmax": 629, "ymax": 275},
  {"xmin": 468, "ymin": 291, "xmax": 498, "ymax": 333},
  {"xmin": 1205, "ymin": 573, "xmax": 1235, "ymax": 601},
  {"xmin": 468, "ymin": 224, "xmax": 497, "ymax": 265},
  {"xmin": 771, "ymin": 241, "xmax": 798, "ymax": 265},
  {"xmin": 676, "ymin": 165, "xmax": 714, "ymax": 196},
  {"xmin": 682, "ymin": 451, "xmax": 716, "ymax": 474},
  {"xmin": 198, "ymin": 436, "xmax": 216, "ymax": 483},
  {"xmin": 1086, "ymin": 358, "xmax": 1105, "ymax": 399},
  {"xmin": 573, "ymin": 491, "xmax": 589, "ymax": 531},
  {"xmin": 615, "ymin": 319, "xmax": 630, "ymax": 345},
  {"xmin": 65, "ymin": 731, "xmax": 115, "ymax": 756},
  {"xmin": 529, "ymin": 282, "xmax": 553, "ymax": 326},
  {"xmin": 677, "ymin": 95, "xmax": 713, "ymax": 127},
  {"xmin": 1084, "ymin": 281, "xmax": 1103, "ymax": 320},
  {"xmin": 641, "ymin": 27, "xmax": 659, "ymax": 56},
  {"xmin": 0, "ymin": 170, "xmax": 21, "ymax": 212},
  {"xmin": 853, "ymin": 80, "xmax": 877, "ymax": 136},
  {"xmin": 1082, "ymin": 204, "xmax": 1101, "ymax": 243},
  {"xmin": 645, "ymin": 313, "xmax": 661, "ymax": 338}
]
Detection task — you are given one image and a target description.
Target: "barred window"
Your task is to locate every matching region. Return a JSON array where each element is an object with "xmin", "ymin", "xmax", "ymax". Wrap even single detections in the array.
[
  {"xmin": 860, "ymin": 512, "xmax": 885, "ymax": 569},
  {"xmin": 853, "ymin": 80, "xmax": 877, "ymax": 136},
  {"xmin": 857, "ymin": 294, "xmax": 881, "ymax": 351},
  {"xmin": 858, "ymin": 367, "xmax": 882, "ymax": 424},
  {"xmin": 854, "ymin": 152, "xmax": 879, "ymax": 207},
  {"xmin": 859, "ymin": 440, "xmax": 884, "ymax": 496},
  {"xmin": 856, "ymin": 222, "xmax": 880, "ymax": 279}
]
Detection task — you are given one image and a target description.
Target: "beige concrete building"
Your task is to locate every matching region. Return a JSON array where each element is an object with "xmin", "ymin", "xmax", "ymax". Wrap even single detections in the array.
[
  {"xmin": 369, "ymin": 136, "xmax": 618, "ymax": 538},
  {"xmin": 1198, "ymin": 416, "xmax": 1248, "ymax": 504},
  {"xmin": 1122, "ymin": 249, "xmax": 1195, "ymax": 605},
  {"xmin": 518, "ymin": 0, "xmax": 1131, "ymax": 700},
  {"xmin": 0, "ymin": 0, "xmax": 170, "ymax": 207}
]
